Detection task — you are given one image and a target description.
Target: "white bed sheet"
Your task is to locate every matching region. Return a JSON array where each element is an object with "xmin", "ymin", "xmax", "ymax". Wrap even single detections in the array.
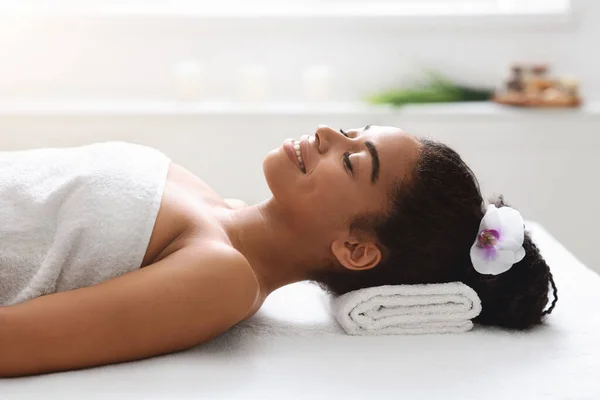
[{"xmin": 1, "ymin": 222, "xmax": 599, "ymax": 399}]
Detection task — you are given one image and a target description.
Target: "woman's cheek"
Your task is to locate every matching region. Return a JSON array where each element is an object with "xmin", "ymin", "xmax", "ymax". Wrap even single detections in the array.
[{"xmin": 304, "ymin": 166, "xmax": 346, "ymax": 207}]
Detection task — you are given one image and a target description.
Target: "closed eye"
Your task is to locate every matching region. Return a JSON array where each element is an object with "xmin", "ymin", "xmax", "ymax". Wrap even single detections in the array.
[
  {"xmin": 343, "ymin": 152, "xmax": 353, "ymax": 174},
  {"xmin": 341, "ymin": 126, "xmax": 379, "ymax": 184}
]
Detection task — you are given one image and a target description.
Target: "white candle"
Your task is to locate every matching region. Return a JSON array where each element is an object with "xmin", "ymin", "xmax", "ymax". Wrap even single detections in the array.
[
  {"xmin": 303, "ymin": 65, "xmax": 331, "ymax": 101},
  {"xmin": 172, "ymin": 60, "xmax": 204, "ymax": 101},
  {"xmin": 238, "ymin": 64, "xmax": 268, "ymax": 102}
]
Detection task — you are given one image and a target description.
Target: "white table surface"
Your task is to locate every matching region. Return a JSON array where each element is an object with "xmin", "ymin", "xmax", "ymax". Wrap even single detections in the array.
[{"xmin": 1, "ymin": 222, "xmax": 599, "ymax": 400}]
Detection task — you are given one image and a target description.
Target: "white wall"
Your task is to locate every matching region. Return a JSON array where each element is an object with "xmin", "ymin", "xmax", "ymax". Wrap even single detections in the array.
[{"xmin": 0, "ymin": 0, "xmax": 598, "ymax": 102}]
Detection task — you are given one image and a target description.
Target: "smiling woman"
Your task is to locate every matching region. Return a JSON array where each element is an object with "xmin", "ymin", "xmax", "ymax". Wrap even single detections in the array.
[
  {"xmin": 0, "ymin": 125, "xmax": 556, "ymax": 376},
  {"xmin": 303, "ymin": 127, "xmax": 558, "ymax": 330}
]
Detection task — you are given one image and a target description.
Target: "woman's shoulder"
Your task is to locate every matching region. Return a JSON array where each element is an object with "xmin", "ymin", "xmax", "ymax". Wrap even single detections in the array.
[{"xmin": 182, "ymin": 242, "xmax": 264, "ymax": 320}]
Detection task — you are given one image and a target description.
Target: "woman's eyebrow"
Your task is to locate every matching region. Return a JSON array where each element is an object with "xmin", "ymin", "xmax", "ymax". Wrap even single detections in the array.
[
  {"xmin": 365, "ymin": 140, "xmax": 379, "ymax": 184},
  {"xmin": 354, "ymin": 125, "xmax": 378, "ymax": 183}
]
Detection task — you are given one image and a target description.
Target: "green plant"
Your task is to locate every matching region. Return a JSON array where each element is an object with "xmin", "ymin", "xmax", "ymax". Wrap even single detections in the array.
[{"xmin": 368, "ymin": 70, "xmax": 493, "ymax": 106}]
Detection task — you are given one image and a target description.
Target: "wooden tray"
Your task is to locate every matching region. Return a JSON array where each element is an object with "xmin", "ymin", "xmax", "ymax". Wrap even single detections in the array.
[{"xmin": 492, "ymin": 93, "xmax": 582, "ymax": 108}]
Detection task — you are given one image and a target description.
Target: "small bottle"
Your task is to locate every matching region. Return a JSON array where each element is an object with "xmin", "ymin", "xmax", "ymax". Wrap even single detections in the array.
[
  {"xmin": 559, "ymin": 76, "xmax": 580, "ymax": 97},
  {"xmin": 530, "ymin": 64, "xmax": 552, "ymax": 92},
  {"xmin": 506, "ymin": 64, "xmax": 524, "ymax": 93},
  {"xmin": 172, "ymin": 60, "xmax": 205, "ymax": 101},
  {"xmin": 238, "ymin": 64, "xmax": 268, "ymax": 102},
  {"xmin": 302, "ymin": 65, "xmax": 332, "ymax": 101}
]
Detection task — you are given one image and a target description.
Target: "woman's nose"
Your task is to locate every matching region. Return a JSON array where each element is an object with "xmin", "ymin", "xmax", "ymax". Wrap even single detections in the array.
[{"xmin": 314, "ymin": 125, "xmax": 342, "ymax": 153}]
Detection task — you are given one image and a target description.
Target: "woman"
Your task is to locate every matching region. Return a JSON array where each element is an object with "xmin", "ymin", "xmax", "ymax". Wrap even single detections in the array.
[{"xmin": 0, "ymin": 125, "xmax": 557, "ymax": 377}]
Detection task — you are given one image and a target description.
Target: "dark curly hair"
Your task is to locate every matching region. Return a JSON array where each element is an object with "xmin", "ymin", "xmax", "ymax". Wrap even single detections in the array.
[{"xmin": 307, "ymin": 138, "xmax": 557, "ymax": 330}]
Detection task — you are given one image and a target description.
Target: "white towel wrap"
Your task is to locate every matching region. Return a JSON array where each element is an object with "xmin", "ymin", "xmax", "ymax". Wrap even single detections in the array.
[{"xmin": 0, "ymin": 141, "xmax": 171, "ymax": 306}]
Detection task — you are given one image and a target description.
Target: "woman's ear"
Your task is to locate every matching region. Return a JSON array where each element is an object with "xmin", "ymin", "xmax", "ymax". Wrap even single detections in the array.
[{"xmin": 331, "ymin": 237, "xmax": 382, "ymax": 271}]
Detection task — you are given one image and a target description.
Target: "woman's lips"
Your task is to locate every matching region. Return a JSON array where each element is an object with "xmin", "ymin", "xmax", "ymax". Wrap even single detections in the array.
[
  {"xmin": 299, "ymin": 135, "xmax": 310, "ymax": 172},
  {"xmin": 283, "ymin": 139, "xmax": 303, "ymax": 172}
]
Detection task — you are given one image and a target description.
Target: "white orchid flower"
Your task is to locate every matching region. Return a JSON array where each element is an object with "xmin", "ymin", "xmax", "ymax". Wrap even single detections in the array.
[{"xmin": 469, "ymin": 204, "xmax": 526, "ymax": 275}]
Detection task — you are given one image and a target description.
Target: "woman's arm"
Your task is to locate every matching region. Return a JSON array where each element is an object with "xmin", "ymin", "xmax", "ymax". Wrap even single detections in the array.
[{"xmin": 0, "ymin": 244, "xmax": 259, "ymax": 377}]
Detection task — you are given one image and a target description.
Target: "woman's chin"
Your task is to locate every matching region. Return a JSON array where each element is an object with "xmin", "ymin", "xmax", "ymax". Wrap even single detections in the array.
[{"xmin": 263, "ymin": 150, "xmax": 301, "ymax": 195}]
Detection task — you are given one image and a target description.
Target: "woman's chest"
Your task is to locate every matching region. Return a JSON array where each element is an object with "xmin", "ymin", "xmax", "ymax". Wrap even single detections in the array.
[{"xmin": 140, "ymin": 162, "xmax": 232, "ymax": 267}]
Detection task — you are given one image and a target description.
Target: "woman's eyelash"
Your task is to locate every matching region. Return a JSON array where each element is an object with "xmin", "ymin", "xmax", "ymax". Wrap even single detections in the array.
[
  {"xmin": 340, "ymin": 129, "xmax": 353, "ymax": 173},
  {"xmin": 343, "ymin": 152, "xmax": 353, "ymax": 173}
]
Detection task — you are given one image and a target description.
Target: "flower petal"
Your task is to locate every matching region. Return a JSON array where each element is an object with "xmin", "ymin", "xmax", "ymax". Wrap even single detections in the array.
[
  {"xmin": 483, "ymin": 247, "xmax": 497, "ymax": 260},
  {"xmin": 488, "ymin": 250, "xmax": 515, "ymax": 275},
  {"xmin": 470, "ymin": 244, "xmax": 515, "ymax": 275},
  {"xmin": 480, "ymin": 204, "xmax": 501, "ymax": 231},
  {"xmin": 497, "ymin": 206, "xmax": 525, "ymax": 245},
  {"xmin": 470, "ymin": 205, "xmax": 526, "ymax": 276},
  {"xmin": 496, "ymin": 249, "xmax": 517, "ymax": 265},
  {"xmin": 498, "ymin": 237, "xmax": 522, "ymax": 251},
  {"xmin": 513, "ymin": 246, "xmax": 526, "ymax": 263}
]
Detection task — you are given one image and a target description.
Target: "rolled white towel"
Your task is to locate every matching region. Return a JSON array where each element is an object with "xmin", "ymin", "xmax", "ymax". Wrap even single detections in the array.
[{"xmin": 332, "ymin": 282, "xmax": 482, "ymax": 335}]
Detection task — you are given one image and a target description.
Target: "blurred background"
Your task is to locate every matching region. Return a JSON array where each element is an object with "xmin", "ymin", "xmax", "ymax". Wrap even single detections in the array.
[{"xmin": 0, "ymin": 0, "xmax": 597, "ymax": 272}]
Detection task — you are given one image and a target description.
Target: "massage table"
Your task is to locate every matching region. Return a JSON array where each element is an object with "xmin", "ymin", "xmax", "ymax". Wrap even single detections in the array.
[{"xmin": 2, "ymin": 222, "xmax": 599, "ymax": 399}]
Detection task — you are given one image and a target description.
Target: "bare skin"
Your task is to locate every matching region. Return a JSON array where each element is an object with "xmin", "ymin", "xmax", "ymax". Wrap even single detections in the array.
[
  {"xmin": 0, "ymin": 125, "xmax": 421, "ymax": 377},
  {"xmin": 137, "ymin": 160, "xmax": 267, "ymax": 319}
]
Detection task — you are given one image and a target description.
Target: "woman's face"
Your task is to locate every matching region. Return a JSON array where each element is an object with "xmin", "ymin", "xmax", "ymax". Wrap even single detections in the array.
[{"xmin": 263, "ymin": 125, "xmax": 421, "ymax": 235}]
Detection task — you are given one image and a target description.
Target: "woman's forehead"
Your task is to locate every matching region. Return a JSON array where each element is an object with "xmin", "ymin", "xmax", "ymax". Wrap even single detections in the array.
[
  {"xmin": 360, "ymin": 125, "xmax": 418, "ymax": 150},
  {"xmin": 373, "ymin": 128, "xmax": 421, "ymax": 183}
]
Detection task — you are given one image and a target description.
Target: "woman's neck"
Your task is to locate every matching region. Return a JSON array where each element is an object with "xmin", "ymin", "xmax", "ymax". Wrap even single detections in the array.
[{"xmin": 218, "ymin": 198, "xmax": 326, "ymax": 296}]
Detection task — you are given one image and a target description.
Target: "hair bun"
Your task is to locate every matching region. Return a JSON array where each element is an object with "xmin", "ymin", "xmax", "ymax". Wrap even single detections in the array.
[{"xmin": 464, "ymin": 196, "xmax": 557, "ymax": 329}]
